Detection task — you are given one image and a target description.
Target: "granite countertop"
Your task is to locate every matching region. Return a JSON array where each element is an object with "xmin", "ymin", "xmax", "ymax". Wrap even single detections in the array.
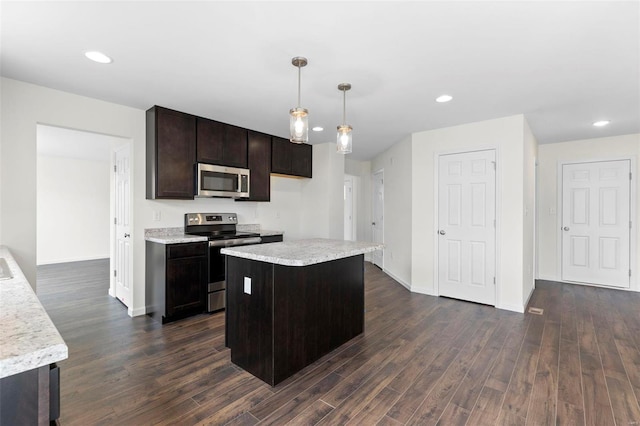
[
  {"xmin": 221, "ymin": 238, "xmax": 383, "ymax": 267},
  {"xmin": 145, "ymin": 228, "xmax": 208, "ymax": 244},
  {"xmin": 145, "ymin": 226, "xmax": 284, "ymax": 244},
  {"xmin": 0, "ymin": 246, "xmax": 68, "ymax": 378}
]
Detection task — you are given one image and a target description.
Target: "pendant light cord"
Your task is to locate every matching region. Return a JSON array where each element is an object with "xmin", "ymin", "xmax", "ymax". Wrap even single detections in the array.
[
  {"xmin": 297, "ymin": 65, "xmax": 301, "ymax": 108},
  {"xmin": 342, "ymin": 89, "xmax": 347, "ymax": 124}
]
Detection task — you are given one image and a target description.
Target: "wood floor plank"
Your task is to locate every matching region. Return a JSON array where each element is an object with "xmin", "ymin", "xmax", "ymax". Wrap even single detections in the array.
[
  {"xmin": 527, "ymin": 320, "xmax": 560, "ymax": 425},
  {"xmin": 405, "ymin": 318, "xmax": 501, "ymax": 425},
  {"xmin": 284, "ymin": 399, "xmax": 335, "ymax": 425},
  {"xmin": 345, "ymin": 386, "xmax": 401, "ymax": 426},
  {"xmin": 36, "ymin": 259, "xmax": 640, "ymax": 425}
]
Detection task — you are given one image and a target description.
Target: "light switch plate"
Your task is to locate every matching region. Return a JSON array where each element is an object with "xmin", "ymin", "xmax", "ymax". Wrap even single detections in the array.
[{"xmin": 244, "ymin": 277, "xmax": 251, "ymax": 295}]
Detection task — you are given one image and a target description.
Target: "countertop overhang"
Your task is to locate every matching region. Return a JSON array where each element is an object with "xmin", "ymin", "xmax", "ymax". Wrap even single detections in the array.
[
  {"xmin": 221, "ymin": 238, "xmax": 383, "ymax": 267},
  {"xmin": 0, "ymin": 246, "xmax": 68, "ymax": 378}
]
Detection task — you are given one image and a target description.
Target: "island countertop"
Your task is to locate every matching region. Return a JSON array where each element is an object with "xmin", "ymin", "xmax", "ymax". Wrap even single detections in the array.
[
  {"xmin": 221, "ymin": 238, "xmax": 383, "ymax": 267},
  {"xmin": 0, "ymin": 246, "xmax": 68, "ymax": 379}
]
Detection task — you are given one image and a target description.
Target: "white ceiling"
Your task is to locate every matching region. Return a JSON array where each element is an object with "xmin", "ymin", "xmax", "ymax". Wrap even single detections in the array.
[{"xmin": 2, "ymin": 1, "xmax": 638, "ymax": 161}]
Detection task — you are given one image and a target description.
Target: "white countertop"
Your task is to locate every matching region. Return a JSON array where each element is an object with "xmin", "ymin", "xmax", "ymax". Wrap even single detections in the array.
[
  {"xmin": 221, "ymin": 238, "xmax": 383, "ymax": 267},
  {"xmin": 0, "ymin": 246, "xmax": 68, "ymax": 378},
  {"xmin": 145, "ymin": 227, "xmax": 284, "ymax": 244}
]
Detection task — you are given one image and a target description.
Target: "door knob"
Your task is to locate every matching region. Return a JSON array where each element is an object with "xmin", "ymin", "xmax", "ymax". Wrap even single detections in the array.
[
  {"xmin": 439, "ymin": 230, "xmax": 446, "ymax": 235},
  {"xmin": 562, "ymin": 227, "xmax": 569, "ymax": 231},
  {"xmin": 124, "ymin": 233, "xmax": 130, "ymax": 238}
]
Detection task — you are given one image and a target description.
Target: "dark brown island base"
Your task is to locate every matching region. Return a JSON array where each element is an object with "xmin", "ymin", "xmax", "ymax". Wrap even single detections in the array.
[{"xmin": 221, "ymin": 238, "xmax": 383, "ymax": 386}]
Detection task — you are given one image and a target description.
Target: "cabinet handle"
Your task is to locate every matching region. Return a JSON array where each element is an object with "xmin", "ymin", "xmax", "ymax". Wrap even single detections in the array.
[{"xmin": 124, "ymin": 233, "xmax": 130, "ymax": 238}]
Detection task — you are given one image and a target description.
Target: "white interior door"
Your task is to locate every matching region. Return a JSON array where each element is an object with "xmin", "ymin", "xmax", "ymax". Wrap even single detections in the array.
[
  {"xmin": 561, "ymin": 160, "xmax": 630, "ymax": 288},
  {"xmin": 114, "ymin": 145, "xmax": 132, "ymax": 306},
  {"xmin": 344, "ymin": 177, "xmax": 354, "ymax": 241},
  {"xmin": 438, "ymin": 150, "xmax": 496, "ymax": 305},
  {"xmin": 372, "ymin": 170, "xmax": 384, "ymax": 268}
]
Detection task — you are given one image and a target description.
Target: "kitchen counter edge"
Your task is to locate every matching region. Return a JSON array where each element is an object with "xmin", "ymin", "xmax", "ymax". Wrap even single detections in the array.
[
  {"xmin": 221, "ymin": 238, "xmax": 383, "ymax": 267},
  {"xmin": 0, "ymin": 246, "xmax": 68, "ymax": 379}
]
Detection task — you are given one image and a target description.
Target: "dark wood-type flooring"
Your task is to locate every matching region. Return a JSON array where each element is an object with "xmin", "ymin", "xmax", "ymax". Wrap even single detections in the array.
[{"xmin": 37, "ymin": 259, "xmax": 640, "ymax": 425}]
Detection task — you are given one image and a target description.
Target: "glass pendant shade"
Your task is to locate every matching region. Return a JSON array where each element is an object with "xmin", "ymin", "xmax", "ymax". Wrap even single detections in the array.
[
  {"xmin": 290, "ymin": 57, "xmax": 309, "ymax": 143},
  {"xmin": 336, "ymin": 83, "xmax": 352, "ymax": 154},
  {"xmin": 289, "ymin": 107, "xmax": 309, "ymax": 143},
  {"xmin": 337, "ymin": 124, "xmax": 352, "ymax": 154}
]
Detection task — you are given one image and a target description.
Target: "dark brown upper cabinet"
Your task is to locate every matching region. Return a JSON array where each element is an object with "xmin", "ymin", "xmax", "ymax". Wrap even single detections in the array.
[
  {"xmin": 237, "ymin": 131, "xmax": 271, "ymax": 202},
  {"xmin": 271, "ymin": 137, "xmax": 312, "ymax": 178},
  {"xmin": 196, "ymin": 117, "xmax": 248, "ymax": 169},
  {"xmin": 146, "ymin": 106, "xmax": 196, "ymax": 199}
]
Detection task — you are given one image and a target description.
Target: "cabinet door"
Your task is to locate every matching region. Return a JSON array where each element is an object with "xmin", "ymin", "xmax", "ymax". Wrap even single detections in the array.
[
  {"xmin": 271, "ymin": 137, "xmax": 292, "ymax": 175},
  {"xmin": 197, "ymin": 118, "xmax": 248, "ymax": 168},
  {"xmin": 166, "ymin": 255, "xmax": 206, "ymax": 317},
  {"xmin": 150, "ymin": 107, "xmax": 196, "ymax": 199},
  {"xmin": 291, "ymin": 143, "xmax": 312, "ymax": 178},
  {"xmin": 196, "ymin": 117, "xmax": 225, "ymax": 165},
  {"xmin": 241, "ymin": 131, "xmax": 271, "ymax": 201},
  {"xmin": 223, "ymin": 125, "xmax": 248, "ymax": 168},
  {"xmin": 271, "ymin": 137, "xmax": 312, "ymax": 178}
]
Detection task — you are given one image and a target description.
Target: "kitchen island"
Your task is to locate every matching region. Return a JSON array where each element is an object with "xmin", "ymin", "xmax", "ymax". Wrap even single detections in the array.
[
  {"xmin": 221, "ymin": 238, "xmax": 382, "ymax": 386},
  {"xmin": 0, "ymin": 246, "xmax": 67, "ymax": 425}
]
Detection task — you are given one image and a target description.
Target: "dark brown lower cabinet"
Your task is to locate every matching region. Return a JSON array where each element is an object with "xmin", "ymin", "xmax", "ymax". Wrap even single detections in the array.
[
  {"xmin": 146, "ymin": 241, "xmax": 207, "ymax": 324},
  {"xmin": 0, "ymin": 363, "xmax": 59, "ymax": 425},
  {"xmin": 226, "ymin": 254, "xmax": 364, "ymax": 386}
]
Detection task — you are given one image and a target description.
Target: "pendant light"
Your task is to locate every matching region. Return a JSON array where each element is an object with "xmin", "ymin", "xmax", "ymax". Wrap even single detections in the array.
[
  {"xmin": 289, "ymin": 57, "xmax": 309, "ymax": 143},
  {"xmin": 336, "ymin": 83, "xmax": 352, "ymax": 154}
]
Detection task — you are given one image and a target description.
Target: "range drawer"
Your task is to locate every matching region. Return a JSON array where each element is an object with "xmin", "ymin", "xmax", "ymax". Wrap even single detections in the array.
[{"xmin": 167, "ymin": 242, "xmax": 207, "ymax": 259}]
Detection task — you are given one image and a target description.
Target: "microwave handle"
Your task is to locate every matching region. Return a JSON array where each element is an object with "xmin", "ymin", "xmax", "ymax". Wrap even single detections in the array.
[{"xmin": 237, "ymin": 173, "xmax": 242, "ymax": 193}]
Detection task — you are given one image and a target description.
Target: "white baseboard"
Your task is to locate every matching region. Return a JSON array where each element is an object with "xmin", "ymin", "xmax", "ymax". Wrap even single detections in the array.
[
  {"xmin": 37, "ymin": 255, "xmax": 109, "ymax": 266},
  {"xmin": 497, "ymin": 302, "xmax": 525, "ymax": 313},
  {"xmin": 409, "ymin": 286, "xmax": 437, "ymax": 296},
  {"xmin": 382, "ymin": 268, "xmax": 411, "ymax": 290},
  {"xmin": 536, "ymin": 274, "xmax": 559, "ymax": 282},
  {"xmin": 108, "ymin": 287, "xmax": 115, "ymax": 297},
  {"xmin": 129, "ymin": 306, "xmax": 146, "ymax": 317}
]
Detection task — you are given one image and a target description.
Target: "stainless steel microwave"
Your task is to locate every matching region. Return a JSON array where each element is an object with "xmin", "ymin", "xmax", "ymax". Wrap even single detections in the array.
[{"xmin": 196, "ymin": 163, "xmax": 250, "ymax": 198}]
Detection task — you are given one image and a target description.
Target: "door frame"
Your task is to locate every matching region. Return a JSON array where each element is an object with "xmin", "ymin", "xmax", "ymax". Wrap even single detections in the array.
[
  {"xmin": 556, "ymin": 156, "xmax": 637, "ymax": 291},
  {"xmin": 433, "ymin": 146, "xmax": 501, "ymax": 304},
  {"xmin": 109, "ymin": 140, "xmax": 135, "ymax": 314},
  {"xmin": 344, "ymin": 174, "xmax": 357, "ymax": 241},
  {"xmin": 371, "ymin": 168, "xmax": 384, "ymax": 269}
]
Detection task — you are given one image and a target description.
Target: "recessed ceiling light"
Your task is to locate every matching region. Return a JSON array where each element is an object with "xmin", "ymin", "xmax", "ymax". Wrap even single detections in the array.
[
  {"xmin": 312, "ymin": 126, "xmax": 324, "ymax": 132},
  {"xmin": 593, "ymin": 120, "xmax": 610, "ymax": 127},
  {"xmin": 436, "ymin": 94, "xmax": 453, "ymax": 103},
  {"xmin": 84, "ymin": 51, "xmax": 112, "ymax": 64}
]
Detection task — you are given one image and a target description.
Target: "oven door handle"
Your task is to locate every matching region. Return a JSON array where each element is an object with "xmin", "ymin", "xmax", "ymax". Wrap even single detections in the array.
[{"xmin": 209, "ymin": 237, "xmax": 262, "ymax": 247}]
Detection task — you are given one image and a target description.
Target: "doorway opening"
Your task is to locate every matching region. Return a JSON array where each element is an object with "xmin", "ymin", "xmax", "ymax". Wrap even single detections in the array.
[
  {"xmin": 372, "ymin": 169, "xmax": 384, "ymax": 269},
  {"xmin": 36, "ymin": 124, "xmax": 132, "ymax": 314}
]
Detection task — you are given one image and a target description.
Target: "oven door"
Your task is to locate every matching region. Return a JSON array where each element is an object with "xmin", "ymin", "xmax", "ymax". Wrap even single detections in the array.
[
  {"xmin": 207, "ymin": 237, "xmax": 262, "ymax": 312},
  {"xmin": 197, "ymin": 163, "xmax": 250, "ymax": 198}
]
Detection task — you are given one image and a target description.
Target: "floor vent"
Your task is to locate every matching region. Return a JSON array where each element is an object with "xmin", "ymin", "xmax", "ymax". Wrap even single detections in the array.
[{"xmin": 528, "ymin": 307, "xmax": 544, "ymax": 315}]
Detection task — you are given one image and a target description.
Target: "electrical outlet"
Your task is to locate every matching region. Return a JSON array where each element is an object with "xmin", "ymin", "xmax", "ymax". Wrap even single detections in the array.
[
  {"xmin": 244, "ymin": 277, "xmax": 251, "ymax": 295},
  {"xmin": 549, "ymin": 207, "xmax": 556, "ymax": 215},
  {"xmin": 153, "ymin": 210, "xmax": 161, "ymax": 221}
]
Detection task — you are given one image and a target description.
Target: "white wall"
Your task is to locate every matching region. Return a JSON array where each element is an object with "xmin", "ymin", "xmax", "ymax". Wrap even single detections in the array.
[
  {"xmin": 0, "ymin": 78, "xmax": 145, "ymax": 295},
  {"xmin": 537, "ymin": 133, "xmax": 640, "ymax": 292},
  {"xmin": 0, "ymin": 78, "xmax": 342, "ymax": 315},
  {"xmin": 522, "ymin": 119, "xmax": 538, "ymax": 305},
  {"xmin": 300, "ymin": 143, "xmax": 345, "ymax": 240},
  {"xmin": 37, "ymin": 155, "xmax": 110, "ymax": 264},
  {"xmin": 411, "ymin": 115, "xmax": 528, "ymax": 312},
  {"xmin": 372, "ymin": 135, "xmax": 413, "ymax": 288}
]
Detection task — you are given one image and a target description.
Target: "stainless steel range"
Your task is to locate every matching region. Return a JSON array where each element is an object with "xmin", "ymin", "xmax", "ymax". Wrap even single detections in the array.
[{"xmin": 184, "ymin": 213, "xmax": 261, "ymax": 312}]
